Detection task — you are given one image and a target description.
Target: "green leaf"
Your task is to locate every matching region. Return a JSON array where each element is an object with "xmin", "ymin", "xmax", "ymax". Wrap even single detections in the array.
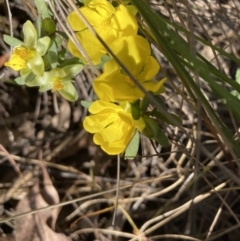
[
  {"xmin": 34, "ymin": 0, "xmax": 51, "ymax": 19},
  {"xmin": 141, "ymin": 95, "xmax": 150, "ymax": 114},
  {"xmin": 151, "ymin": 109, "xmax": 182, "ymax": 126},
  {"xmin": 3, "ymin": 35, "xmax": 24, "ymax": 47},
  {"xmin": 16, "ymin": 71, "xmax": 36, "ymax": 85},
  {"xmin": 55, "ymin": 31, "xmax": 68, "ymax": 41},
  {"xmin": 36, "ymin": 36, "xmax": 51, "ymax": 55},
  {"xmin": 81, "ymin": 100, "xmax": 92, "ymax": 108},
  {"xmin": 124, "ymin": 131, "xmax": 139, "ymax": 160},
  {"xmin": 131, "ymin": 0, "xmax": 240, "ymax": 155},
  {"xmin": 23, "ymin": 21, "xmax": 37, "ymax": 47},
  {"xmin": 63, "ymin": 64, "xmax": 83, "ymax": 77},
  {"xmin": 142, "ymin": 115, "xmax": 169, "ymax": 147},
  {"xmin": 36, "ymin": 15, "xmax": 42, "ymax": 37},
  {"xmin": 126, "ymin": 5, "xmax": 138, "ymax": 16},
  {"xmin": 15, "ymin": 76, "xmax": 25, "ymax": 85},
  {"xmin": 46, "ymin": 41, "xmax": 58, "ymax": 68},
  {"xmin": 235, "ymin": 68, "xmax": 240, "ymax": 84},
  {"xmin": 23, "ymin": 72, "xmax": 37, "ymax": 84},
  {"xmin": 101, "ymin": 55, "xmax": 111, "ymax": 65},
  {"xmin": 154, "ymin": 128, "xmax": 169, "ymax": 147},
  {"xmin": 84, "ymin": 0, "xmax": 93, "ymax": 6},
  {"xmin": 59, "ymin": 57, "xmax": 84, "ymax": 67},
  {"xmin": 131, "ymin": 100, "xmax": 141, "ymax": 120},
  {"xmin": 59, "ymin": 82, "xmax": 78, "ymax": 102}
]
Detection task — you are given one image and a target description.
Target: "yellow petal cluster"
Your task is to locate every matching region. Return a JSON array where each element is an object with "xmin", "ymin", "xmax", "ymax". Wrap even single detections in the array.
[
  {"xmin": 67, "ymin": 0, "xmax": 167, "ymax": 155},
  {"xmin": 83, "ymin": 100, "xmax": 136, "ymax": 155},
  {"xmin": 93, "ymin": 35, "xmax": 166, "ymax": 102},
  {"xmin": 67, "ymin": 0, "xmax": 137, "ymax": 64}
]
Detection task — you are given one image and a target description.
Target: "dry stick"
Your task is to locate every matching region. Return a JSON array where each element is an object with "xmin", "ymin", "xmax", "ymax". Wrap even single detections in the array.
[
  {"xmin": 0, "ymin": 173, "xmax": 177, "ymax": 224},
  {"xmin": 112, "ymin": 154, "xmax": 121, "ymax": 226},
  {"xmin": 70, "ymin": 228, "xmax": 135, "ymax": 239},
  {"xmin": 200, "ymin": 145, "xmax": 240, "ymax": 186},
  {"xmin": 0, "ymin": 132, "xmax": 85, "ymax": 203},
  {"xmin": 0, "ymin": 145, "xmax": 23, "ymax": 180},
  {"xmin": 149, "ymin": 234, "xmax": 202, "ymax": 241},
  {"xmin": 0, "ymin": 183, "xmax": 134, "ymax": 224},
  {"xmin": 0, "ymin": 147, "xmax": 27, "ymax": 202},
  {"xmin": 5, "ymin": 0, "xmax": 13, "ymax": 53},
  {"xmin": 68, "ymin": 180, "xmax": 226, "ymax": 241},
  {"xmin": 206, "ymin": 223, "xmax": 240, "ymax": 241},
  {"xmin": 130, "ymin": 181, "xmax": 227, "ymax": 240},
  {"xmin": 0, "ymin": 150, "xmax": 81, "ymax": 175},
  {"xmin": 64, "ymin": 176, "xmax": 173, "ymax": 222},
  {"xmin": 203, "ymin": 177, "xmax": 240, "ymax": 230},
  {"xmin": 206, "ymin": 201, "xmax": 222, "ymax": 239}
]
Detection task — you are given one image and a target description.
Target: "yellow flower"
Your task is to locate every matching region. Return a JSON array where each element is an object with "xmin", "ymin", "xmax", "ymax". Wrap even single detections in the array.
[
  {"xmin": 83, "ymin": 100, "xmax": 138, "ymax": 155},
  {"xmin": 67, "ymin": 0, "xmax": 138, "ymax": 65},
  {"xmin": 93, "ymin": 35, "xmax": 166, "ymax": 102},
  {"xmin": 4, "ymin": 21, "xmax": 50, "ymax": 76}
]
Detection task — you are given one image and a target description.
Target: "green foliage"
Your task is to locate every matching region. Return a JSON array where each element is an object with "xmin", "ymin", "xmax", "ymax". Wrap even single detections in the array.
[
  {"xmin": 131, "ymin": 0, "xmax": 240, "ymax": 155},
  {"xmin": 3, "ymin": 35, "xmax": 24, "ymax": 47},
  {"xmin": 34, "ymin": 0, "xmax": 51, "ymax": 19},
  {"xmin": 81, "ymin": 101, "xmax": 93, "ymax": 108},
  {"xmin": 131, "ymin": 100, "xmax": 141, "ymax": 120},
  {"xmin": 125, "ymin": 131, "xmax": 139, "ymax": 160},
  {"xmin": 142, "ymin": 115, "xmax": 169, "ymax": 147}
]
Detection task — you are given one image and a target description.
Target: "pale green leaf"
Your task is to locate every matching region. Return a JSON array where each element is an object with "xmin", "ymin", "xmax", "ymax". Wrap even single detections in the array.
[
  {"xmin": 59, "ymin": 81, "xmax": 78, "ymax": 102},
  {"xmin": 36, "ymin": 36, "xmax": 51, "ymax": 56},
  {"xmin": 81, "ymin": 100, "xmax": 92, "ymax": 108},
  {"xmin": 235, "ymin": 68, "xmax": 240, "ymax": 85},
  {"xmin": 63, "ymin": 64, "xmax": 83, "ymax": 77},
  {"xmin": 34, "ymin": 0, "xmax": 51, "ymax": 19},
  {"xmin": 23, "ymin": 21, "xmax": 37, "ymax": 47},
  {"xmin": 15, "ymin": 76, "xmax": 25, "ymax": 85},
  {"xmin": 125, "ymin": 131, "xmax": 139, "ymax": 160},
  {"xmin": 3, "ymin": 35, "xmax": 24, "ymax": 47}
]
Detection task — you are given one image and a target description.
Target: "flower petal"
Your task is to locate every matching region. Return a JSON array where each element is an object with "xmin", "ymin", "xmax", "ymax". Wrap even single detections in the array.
[
  {"xmin": 26, "ymin": 74, "xmax": 47, "ymax": 87},
  {"xmin": 94, "ymin": 73, "xmax": 138, "ymax": 101},
  {"xmin": 36, "ymin": 36, "xmax": 51, "ymax": 56},
  {"xmin": 68, "ymin": 30, "xmax": 106, "ymax": 65},
  {"xmin": 23, "ymin": 21, "xmax": 37, "ymax": 47},
  {"xmin": 58, "ymin": 81, "xmax": 78, "ymax": 102},
  {"xmin": 137, "ymin": 56, "xmax": 160, "ymax": 81},
  {"xmin": 115, "ymin": 4, "xmax": 138, "ymax": 36},
  {"xmin": 67, "ymin": 6, "xmax": 102, "ymax": 31},
  {"xmin": 88, "ymin": 100, "xmax": 122, "ymax": 114},
  {"xmin": 62, "ymin": 64, "xmax": 83, "ymax": 78},
  {"xmin": 4, "ymin": 53, "xmax": 26, "ymax": 71},
  {"xmin": 27, "ymin": 53, "xmax": 44, "ymax": 76},
  {"xmin": 83, "ymin": 112, "xmax": 118, "ymax": 133},
  {"xmin": 111, "ymin": 35, "xmax": 151, "ymax": 75},
  {"xmin": 134, "ymin": 78, "xmax": 167, "ymax": 96}
]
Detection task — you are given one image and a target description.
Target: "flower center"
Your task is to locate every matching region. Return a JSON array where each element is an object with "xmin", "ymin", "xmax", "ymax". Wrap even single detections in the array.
[
  {"xmin": 14, "ymin": 46, "xmax": 35, "ymax": 61},
  {"xmin": 52, "ymin": 77, "xmax": 64, "ymax": 92},
  {"xmin": 99, "ymin": 14, "xmax": 115, "ymax": 32}
]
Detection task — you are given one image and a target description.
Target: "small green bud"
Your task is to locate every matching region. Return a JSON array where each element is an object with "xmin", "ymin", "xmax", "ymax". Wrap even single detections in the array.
[{"xmin": 42, "ymin": 18, "xmax": 56, "ymax": 35}]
